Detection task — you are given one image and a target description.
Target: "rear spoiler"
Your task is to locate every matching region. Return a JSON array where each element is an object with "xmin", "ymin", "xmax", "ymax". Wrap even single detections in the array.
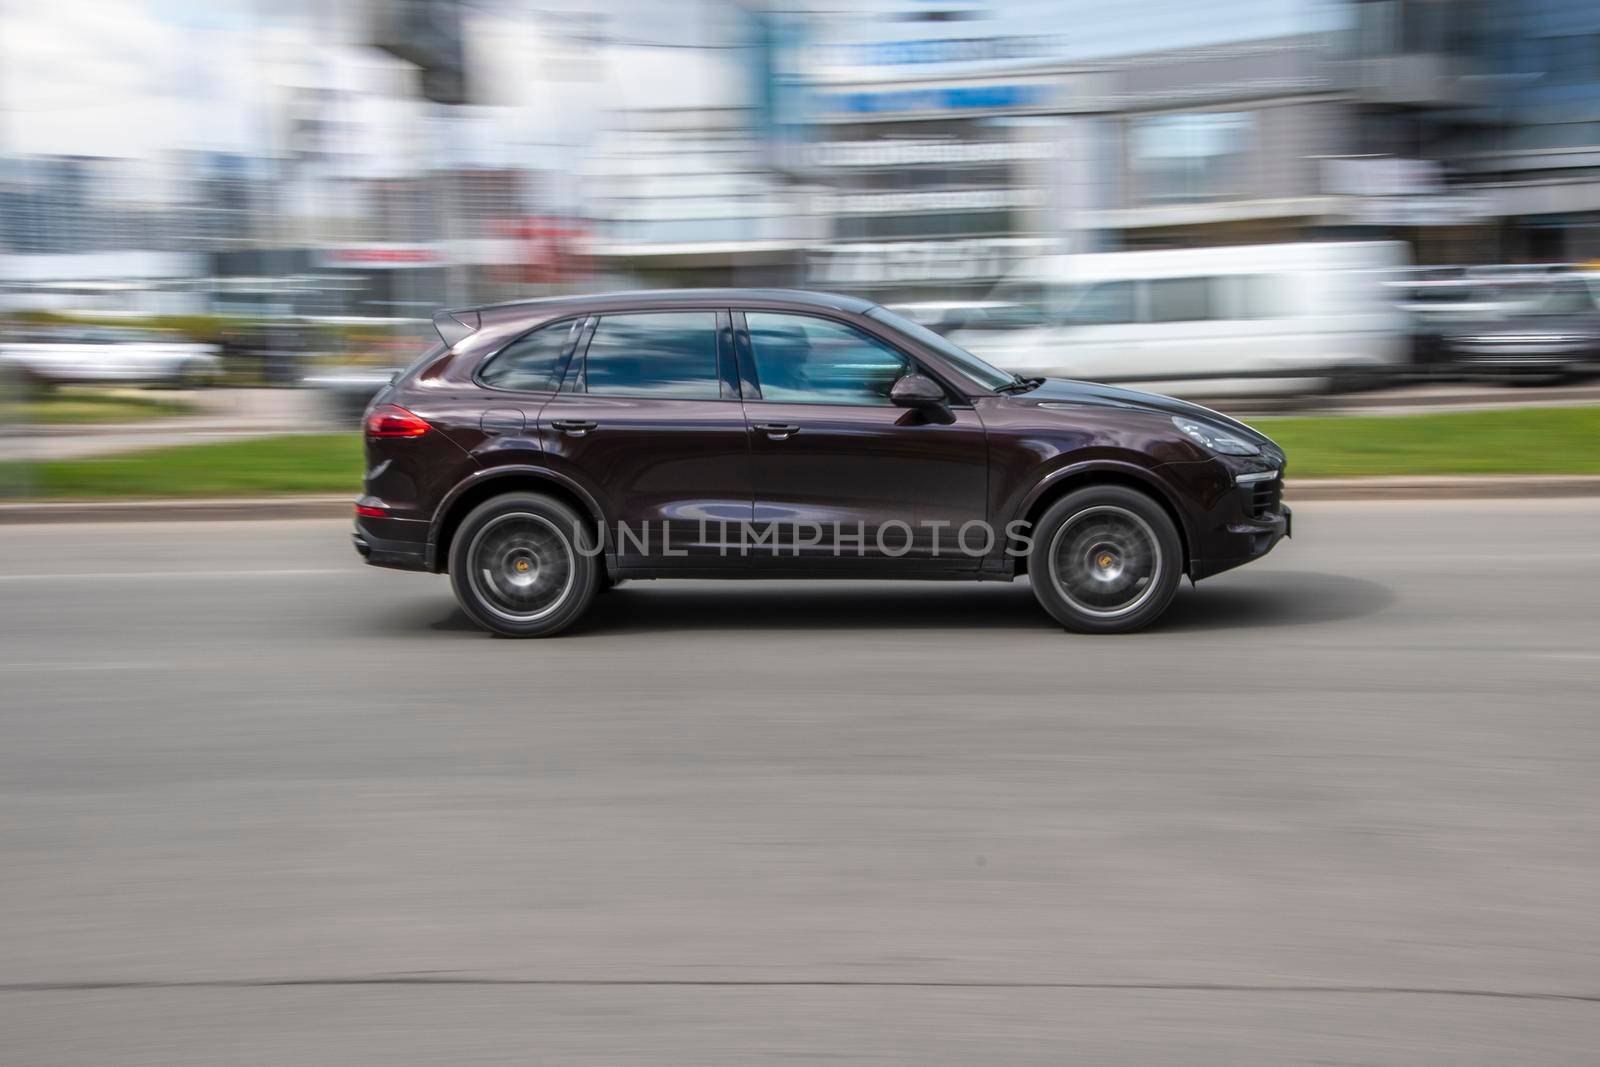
[{"xmin": 432, "ymin": 308, "xmax": 481, "ymax": 347}]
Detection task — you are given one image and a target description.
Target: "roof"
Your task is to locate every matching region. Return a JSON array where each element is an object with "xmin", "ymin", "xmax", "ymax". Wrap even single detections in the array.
[
  {"xmin": 474, "ymin": 288, "xmax": 874, "ymax": 316},
  {"xmin": 433, "ymin": 289, "xmax": 879, "ymax": 347}
]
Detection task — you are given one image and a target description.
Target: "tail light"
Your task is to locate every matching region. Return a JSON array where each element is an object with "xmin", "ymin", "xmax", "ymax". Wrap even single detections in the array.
[{"xmin": 365, "ymin": 404, "xmax": 430, "ymax": 438}]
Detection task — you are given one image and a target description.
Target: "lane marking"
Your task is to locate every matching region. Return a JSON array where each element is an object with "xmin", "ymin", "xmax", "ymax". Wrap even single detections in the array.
[
  {"xmin": 0, "ymin": 568, "xmax": 358, "ymax": 582},
  {"xmin": 1286, "ymin": 553, "xmax": 1600, "ymax": 564},
  {"xmin": 0, "ymin": 661, "xmax": 172, "ymax": 673},
  {"xmin": 1, "ymin": 977, "xmax": 1598, "ymax": 1004}
]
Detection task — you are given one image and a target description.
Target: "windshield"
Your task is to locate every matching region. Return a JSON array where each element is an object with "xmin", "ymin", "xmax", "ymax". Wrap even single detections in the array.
[{"xmin": 865, "ymin": 305, "xmax": 1017, "ymax": 391}]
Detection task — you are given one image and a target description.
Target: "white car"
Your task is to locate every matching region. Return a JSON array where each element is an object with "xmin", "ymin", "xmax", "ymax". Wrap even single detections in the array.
[
  {"xmin": 0, "ymin": 328, "xmax": 222, "ymax": 388},
  {"xmin": 950, "ymin": 241, "xmax": 1410, "ymax": 398}
]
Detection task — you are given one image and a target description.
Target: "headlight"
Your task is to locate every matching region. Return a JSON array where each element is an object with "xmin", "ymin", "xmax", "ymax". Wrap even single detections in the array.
[{"xmin": 1172, "ymin": 415, "xmax": 1261, "ymax": 457}]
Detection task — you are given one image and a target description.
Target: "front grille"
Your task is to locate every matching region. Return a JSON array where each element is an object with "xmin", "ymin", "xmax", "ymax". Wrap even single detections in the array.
[{"xmin": 1248, "ymin": 478, "xmax": 1282, "ymax": 520}]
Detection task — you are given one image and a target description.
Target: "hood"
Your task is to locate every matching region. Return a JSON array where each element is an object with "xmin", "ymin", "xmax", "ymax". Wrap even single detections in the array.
[
  {"xmin": 1022, "ymin": 378, "xmax": 1261, "ymax": 432},
  {"xmin": 1014, "ymin": 378, "xmax": 1282, "ymax": 460}
]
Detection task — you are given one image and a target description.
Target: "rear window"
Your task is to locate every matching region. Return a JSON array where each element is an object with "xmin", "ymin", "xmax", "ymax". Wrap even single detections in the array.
[
  {"xmin": 394, "ymin": 341, "xmax": 447, "ymax": 385},
  {"xmin": 479, "ymin": 319, "xmax": 578, "ymax": 392}
]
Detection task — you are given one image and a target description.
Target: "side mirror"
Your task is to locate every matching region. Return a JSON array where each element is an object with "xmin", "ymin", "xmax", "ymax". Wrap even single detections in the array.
[{"xmin": 889, "ymin": 373, "xmax": 947, "ymax": 408}]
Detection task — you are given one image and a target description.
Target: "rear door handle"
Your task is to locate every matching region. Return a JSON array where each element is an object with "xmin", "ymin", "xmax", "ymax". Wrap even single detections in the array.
[
  {"xmin": 753, "ymin": 423, "xmax": 800, "ymax": 440},
  {"xmin": 551, "ymin": 419, "xmax": 597, "ymax": 436}
]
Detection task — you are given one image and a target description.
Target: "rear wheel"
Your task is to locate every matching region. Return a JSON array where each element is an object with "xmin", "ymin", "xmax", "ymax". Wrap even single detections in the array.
[
  {"xmin": 1029, "ymin": 485, "xmax": 1183, "ymax": 634},
  {"xmin": 448, "ymin": 493, "xmax": 600, "ymax": 637}
]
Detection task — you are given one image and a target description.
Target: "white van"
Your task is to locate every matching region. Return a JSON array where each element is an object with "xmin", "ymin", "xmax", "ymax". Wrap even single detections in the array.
[{"xmin": 948, "ymin": 241, "xmax": 1409, "ymax": 397}]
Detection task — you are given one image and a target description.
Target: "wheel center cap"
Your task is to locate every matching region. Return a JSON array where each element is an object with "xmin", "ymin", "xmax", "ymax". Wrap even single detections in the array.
[
  {"xmin": 505, "ymin": 551, "xmax": 541, "ymax": 587},
  {"xmin": 1087, "ymin": 543, "xmax": 1124, "ymax": 582}
]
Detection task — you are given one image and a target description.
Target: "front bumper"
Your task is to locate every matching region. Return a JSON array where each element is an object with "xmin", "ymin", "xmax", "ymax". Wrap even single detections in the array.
[
  {"xmin": 1446, "ymin": 341, "xmax": 1597, "ymax": 372},
  {"xmin": 1190, "ymin": 503, "xmax": 1290, "ymax": 581},
  {"xmin": 1157, "ymin": 461, "xmax": 1292, "ymax": 581}
]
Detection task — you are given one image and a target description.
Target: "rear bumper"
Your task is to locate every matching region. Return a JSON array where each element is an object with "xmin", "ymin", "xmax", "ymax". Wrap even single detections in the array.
[{"xmin": 352, "ymin": 522, "xmax": 429, "ymax": 572}]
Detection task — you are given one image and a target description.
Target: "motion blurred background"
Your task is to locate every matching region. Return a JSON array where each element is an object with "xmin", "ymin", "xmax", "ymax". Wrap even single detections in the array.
[
  {"xmin": 6, "ymin": 0, "xmax": 1600, "ymax": 486},
  {"xmin": 8, "ymin": 6, "xmax": 1600, "ymax": 1062}
]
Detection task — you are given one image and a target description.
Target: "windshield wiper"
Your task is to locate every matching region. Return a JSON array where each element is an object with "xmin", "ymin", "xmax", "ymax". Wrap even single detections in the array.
[{"xmin": 994, "ymin": 376, "xmax": 1045, "ymax": 394}]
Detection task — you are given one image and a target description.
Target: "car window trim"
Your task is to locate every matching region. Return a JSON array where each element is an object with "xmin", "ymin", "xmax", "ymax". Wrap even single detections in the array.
[
  {"xmin": 571, "ymin": 307, "xmax": 735, "ymax": 402},
  {"xmin": 733, "ymin": 308, "xmax": 970, "ymax": 408},
  {"xmin": 715, "ymin": 309, "xmax": 740, "ymax": 400},
  {"xmin": 558, "ymin": 316, "xmax": 598, "ymax": 393}
]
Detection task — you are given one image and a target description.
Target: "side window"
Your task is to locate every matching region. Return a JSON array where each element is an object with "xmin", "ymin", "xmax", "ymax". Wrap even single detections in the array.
[
  {"xmin": 745, "ymin": 312, "xmax": 910, "ymax": 405},
  {"xmin": 1215, "ymin": 275, "xmax": 1279, "ymax": 320},
  {"xmin": 583, "ymin": 311, "xmax": 721, "ymax": 399},
  {"xmin": 1146, "ymin": 277, "xmax": 1213, "ymax": 323},
  {"xmin": 479, "ymin": 319, "xmax": 577, "ymax": 392},
  {"xmin": 1063, "ymin": 281, "xmax": 1137, "ymax": 325}
]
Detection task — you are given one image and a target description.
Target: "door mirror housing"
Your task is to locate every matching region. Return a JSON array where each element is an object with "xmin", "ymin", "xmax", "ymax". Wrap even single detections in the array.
[{"xmin": 889, "ymin": 373, "xmax": 947, "ymax": 408}]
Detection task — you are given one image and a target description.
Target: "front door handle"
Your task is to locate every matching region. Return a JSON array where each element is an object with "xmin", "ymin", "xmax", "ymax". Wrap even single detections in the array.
[
  {"xmin": 753, "ymin": 423, "xmax": 800, "ymax": 440},
  {"xmin": 551, "ymin": 419, "xmax": 598, "ymax": 436}
]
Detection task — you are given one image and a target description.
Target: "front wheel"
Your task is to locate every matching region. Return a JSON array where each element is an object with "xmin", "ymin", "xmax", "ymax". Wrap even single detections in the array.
[
  {"xmin": 1028, "ymin": 485, "xmax": 1183, "ymax": 634},
  {"xmin": 448, "ymin": 493, "xmax": 600, "ymax": 637}
]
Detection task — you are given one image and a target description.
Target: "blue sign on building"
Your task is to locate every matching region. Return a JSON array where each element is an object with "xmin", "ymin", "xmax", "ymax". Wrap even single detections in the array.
[{"xmin": 821, "ymin": 84, "xmax": 1052, "ymax": 115}]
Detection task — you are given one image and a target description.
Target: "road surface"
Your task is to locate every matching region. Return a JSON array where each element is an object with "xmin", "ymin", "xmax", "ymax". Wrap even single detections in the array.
[{"xmin": 2, "ymin": 500, "xmax": 1598, "ymax": 1063}]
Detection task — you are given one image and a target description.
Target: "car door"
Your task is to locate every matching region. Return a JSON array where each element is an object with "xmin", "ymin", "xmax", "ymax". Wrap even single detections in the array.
[
  {"xmin": 536, "ymin": 308, "xmax": 751, "ymax": 569},
  {"xmin": 736, "ymin": 309, "xmax": 989, "ymax": 570}
]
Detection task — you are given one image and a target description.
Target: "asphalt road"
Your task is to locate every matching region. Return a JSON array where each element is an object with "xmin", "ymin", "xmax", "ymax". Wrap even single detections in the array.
[{"xmin": 2, "ymin": 500, "xmax": 1598, "ymax": 1064}]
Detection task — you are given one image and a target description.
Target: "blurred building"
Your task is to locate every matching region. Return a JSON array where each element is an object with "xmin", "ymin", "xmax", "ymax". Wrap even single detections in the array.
[
  {"xmin": 11, "ymin": 0, "xmax": 1600, "ymax": 320},
  {"xmin": 1454, "ymin": 0, "xmax": 1600, "ymax": 261},
  {"xmin": 792, "ymin": 0, "xmax": 1374, "ymax": 301},
  {"xmin": 584, "ymin": 107, "xmax": 818, "ymax": 288}
]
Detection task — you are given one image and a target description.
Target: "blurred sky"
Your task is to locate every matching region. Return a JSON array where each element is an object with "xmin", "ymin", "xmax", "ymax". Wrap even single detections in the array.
[
  {"xmin": 0, "ymin": 0, "xmax": 1354, "ymax": 161},
  {"xmin": 0, "ymin": 0, "xmax": 750, "ymax": 169}
]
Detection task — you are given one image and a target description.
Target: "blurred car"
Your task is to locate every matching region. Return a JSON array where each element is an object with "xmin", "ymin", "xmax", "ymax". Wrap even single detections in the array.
[
  {"xmin": 1389, "ymin": 270, "xmax": 1562, "ymax": 373},
  {"xmin": 949, "ymin": 241, "xmax": 1409, "ymax": 397},
  {"xmin": 353, "ymin": 289, "xmax": 1289, "ymax": 638},
  {"xmin": 0, "ymin": 327, "xmax": 221, "ymax": 389},
  {"xmin": 1439, "ymin": 277, "xmax": 1600, "ymax": 381}
]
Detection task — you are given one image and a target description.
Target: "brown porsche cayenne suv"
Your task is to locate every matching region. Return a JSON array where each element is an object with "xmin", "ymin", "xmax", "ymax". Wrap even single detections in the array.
[{"xmin": 353, "ymin": 289, "xmax": 1289, "ymax": 636}]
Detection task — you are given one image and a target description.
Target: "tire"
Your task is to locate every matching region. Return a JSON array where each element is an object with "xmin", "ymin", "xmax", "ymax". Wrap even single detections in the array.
[
  {"xmin": 152, "ymin": 360, "xmax": 214, "ymax": 390},
  {"xmin": 1028, "ymin": 485, "xmax": 1183, "ymax": 634},
  {"xmin": 179, "ymin": 360, "xmax": 218, "ymax": 389},
  {"xmin": 1326, "ymin": 362, "xmax": 1386, "ymax": 395},
  {"xmin": 448, "ymin": 492, "xmax": 601, "ymax": 637},
  {"xmin": 4, "ymin": 363, "xmax": 49, "ymax": 401}
]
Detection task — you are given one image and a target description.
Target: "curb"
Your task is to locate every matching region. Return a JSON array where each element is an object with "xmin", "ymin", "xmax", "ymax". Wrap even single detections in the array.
[
  {"xmin": 1284, "ymin": 475, "xmax": 1600, "ymax": 500},
  {"xmin": 0, "ymin": 497, "xmax": 354, "ymax": 524},
  {"xmin": 2, "ymin": 477, "xmax": 1599, "ymax": 524}
]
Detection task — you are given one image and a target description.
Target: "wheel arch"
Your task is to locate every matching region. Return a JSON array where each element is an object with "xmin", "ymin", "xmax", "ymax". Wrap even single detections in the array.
[
  {"xmin": 429, "ymin": 467, "xmax": 611, "ymax": 575},
  {"xmin": 1014, "ymin": 462, "xmax": 1192, "ymax": 578}
]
